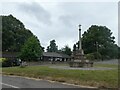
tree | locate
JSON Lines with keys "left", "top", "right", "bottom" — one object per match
{"left": 118, "top": 47, "right": 120, "bottom": 59}
{"left": 60, "top": 45, "right": 72, "bottom": 56}
{"left": 81, "top": 25, "right": 117, "bottom": 60}
{"left": 46, "top": 40, "right": 58, "bottom": 52}
{"left": 73, "top": 25, "right": 118, "bottom": 60}
{"left": 2, "top": 14, "right": 34, "bottom": 52}
{"left": 73, "top": 44, "right": 77, "bottom": 51}
{"left": 20, "top": 36, "right": 43, "bottom": 61}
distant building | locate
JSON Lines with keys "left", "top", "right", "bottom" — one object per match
{"left": 2, "top": 52, "right": 71, "bottom": 62}
{"left": 2, "top": 52, "right": 20, "bottom": 67}
{"left": 41, "top": 52, "right": 71, "bottom": 62}
{"left": 2, "top": 52, "right": 19, "bottom": 59}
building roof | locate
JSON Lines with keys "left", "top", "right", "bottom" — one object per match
{"left": 2, "top": 52, "right": 19, "bottom": 58}
{"left": 43, "top": 52, "right": 71, "bottom": 58}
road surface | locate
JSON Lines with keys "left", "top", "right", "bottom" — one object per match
{"left": 1, "top": 75, "right": 97, "bottom": 89}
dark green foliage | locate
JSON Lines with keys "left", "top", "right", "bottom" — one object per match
{"left": 82, "top": 25, "right": 119, "bottom": 59}
{"left": 73, "top": 44, "right": 77, "bottom": 51}
{"left": 85, "top": 52, "right": 102, "bottom": 60}
{"left": 2, "top": 59, "right": 13, "bottom": 67}
{"left": 1, "top": 58, "right": 20, "bottom": 67}
{"left": 73, "top": 42, "right": 79, "bottom": 51}
{"left": 117, "top": 47, "right": 120, "bottom": 59}
{"left": 60, "top": 45, "right": 72, "bottom": 56}
{"left": 85, "top": 53, "right": 95, "bottom": 60}
{"left": 74, "top": 25, "right": 119, "bottom": 60}
{"left": 2, "top": 14, "right": 34, "bottom": 52}
{"left": 46, "top": 40, "right": 58, "bottom": 52}
{"left": 19, "top": 36, "right": 43, "bottom": 61}
{"left": 41, "top": 46, "right": 45, "bottom": 52}
{"left": 1, "top": 14, "right": 44, "bottom": 61}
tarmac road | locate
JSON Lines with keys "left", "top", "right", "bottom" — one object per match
{"left": 1, "top": 75, "right": 78, "bottom": 88}
{"left": 1, "top": 75, "right": 98, "bottom": 90}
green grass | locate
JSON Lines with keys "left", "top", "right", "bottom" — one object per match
{"left": 2, "top": 65, "right": 118, "bottom": 88}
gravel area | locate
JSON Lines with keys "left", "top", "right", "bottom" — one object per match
{"left": 94, "top": 59, "right": 118, "bottom": 65}
{"left": 49, "top": 60, "right": 118, "bottom": 70}
{"left": 49, "top": 66, "right": 116, "bottom": 70}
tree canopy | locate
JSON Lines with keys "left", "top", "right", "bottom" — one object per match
{"left": 46, "top": 40, "right": 58, "bottom": 52}
{"left": 60, "top": 45, "right": 72, "bottom": 56}
{"left": 2, "top": 15, "right": 119, "bottom": 60}
{"left": 74, "top": 25, "right": 119, "bottom": 60}
{"left": 19, "top": 36, "right": 43, "bottom": 61}
{"left": 2, "top": 14, "right": 34, "bottom": 52}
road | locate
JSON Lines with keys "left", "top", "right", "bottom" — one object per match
{"left": 1, "top": 75, "right": 97, "bottom": 89}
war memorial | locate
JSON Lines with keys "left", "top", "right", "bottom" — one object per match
{"left": 69, "top": 25, "right": 93, "bottom": 67}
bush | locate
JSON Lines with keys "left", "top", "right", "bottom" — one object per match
{"left": 85, "top": 52, "right": 102, "bottom": 61}
{"left": 94, "top": 52, "right": 102, "bottom": 60}
{"left": 1, "top": 58, "right": 20, "bottom": 67}
{"left": 85, "top": 53, "right": 95, "bottom": 61}
{"left": 2, "top": 58, "right": 13, "bottom": 67}
{"left": 0, "top": 58, "right": 6, "bottom": 62}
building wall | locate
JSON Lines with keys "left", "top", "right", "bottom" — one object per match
{"left": 42, "top": 56, "right": 71, "bottom": 62}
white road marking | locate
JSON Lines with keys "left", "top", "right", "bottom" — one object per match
{"left": 2, "top": 75, "right": 97, "bottom": 88}
{"left": 61, "top": 83, "right": 97, "bottom": 88}
{"left": 1, "top": 82, "right": 19, "bottom": 88}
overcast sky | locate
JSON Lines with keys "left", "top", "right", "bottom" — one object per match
{"left": 0, "top": 0, "right": 119, "bottom": 50}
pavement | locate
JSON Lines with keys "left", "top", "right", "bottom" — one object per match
{"left": 1, "top": 75, "right": 97, "bottom": 89}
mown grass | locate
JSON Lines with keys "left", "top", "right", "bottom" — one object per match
{"left": 2, "top": 65, "right": 118, "bottom": 88}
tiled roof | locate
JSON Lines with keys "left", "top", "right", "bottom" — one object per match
{"left": 43, "top": 52, "right": 71, "bottom": 58}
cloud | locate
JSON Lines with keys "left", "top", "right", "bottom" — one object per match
{"left": 59, "top": 15, "right": 74, "bottom": 27}
{"left": 57, "top": 2, "right": 118, "bottom": 40}
{"left": 17, "top": 2, "right": 52, "bottom": 25}
{"left": 1, "top": 1, "right": 118, "bottom": 50}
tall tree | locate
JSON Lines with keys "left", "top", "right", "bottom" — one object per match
{"left": 81, "top": 25, "right": 117, "bottom": 59}
{"left": 60, "top": 45, "right": 72, "bottom": 56}
{"left": 20, "top": 36, "right": 43, "bottom": 61}
{"left": 46, "top": 40, "right": 58, "bottom": 52}
{"left": 2, "top": 14, "right": 34, "bottom": 52}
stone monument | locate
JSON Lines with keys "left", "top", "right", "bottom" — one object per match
{"left": 73, "top": 24, "right": 84, "bottom": 61}
{"left": 69, "top": 25, "right": 93, "bottom": 67}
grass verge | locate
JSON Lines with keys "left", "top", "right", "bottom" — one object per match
{"left": 2, "top": 65, "right": 118, "bottom": 88}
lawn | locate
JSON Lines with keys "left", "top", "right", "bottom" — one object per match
{"left": 2, "top": 65, "right": 118, "bottom": 88}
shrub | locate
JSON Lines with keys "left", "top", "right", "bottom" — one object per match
{"left": 85, "top": 53, "right": 95, "bottom": 61}
{"left": 2, "top": 58, "right": 13, "bottom": 67}
{"left": 85, "top": 52, "right": 102, "bottom": 61}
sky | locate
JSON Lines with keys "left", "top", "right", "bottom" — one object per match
{"left": 0, "top": 0, "right": 119, "bottom": 50}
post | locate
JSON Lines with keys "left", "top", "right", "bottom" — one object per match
{"left": 79, "top": 24, "right": 82, "bottom": 50}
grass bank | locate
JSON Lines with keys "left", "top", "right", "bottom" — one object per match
{"left": 2, "top": 65, "right": 118, "bottom": 88}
